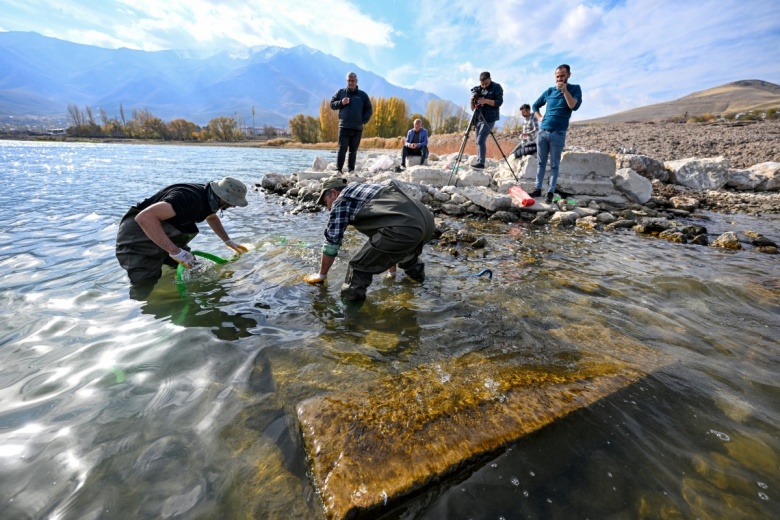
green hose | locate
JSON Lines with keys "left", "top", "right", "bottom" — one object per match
{"left": 175, "top": 250, "right": 229, "bottom": 283}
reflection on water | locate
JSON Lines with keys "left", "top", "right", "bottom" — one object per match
{"left": 0, "top": 141, "right": 778, "bottom": 519}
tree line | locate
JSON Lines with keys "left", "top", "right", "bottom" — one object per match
{"left": 289, "top": 98, "right": 482, "bottom": 144}
{"left": 65, "top": 103, "right": 283, "bottom": 142}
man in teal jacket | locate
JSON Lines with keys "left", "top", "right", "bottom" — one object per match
{"left": 531, "top": 64, "right": 582, "bottom": 203}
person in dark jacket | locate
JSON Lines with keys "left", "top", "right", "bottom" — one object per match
{"left": 469, "top": 71, "right": 503, "bottom": 169}
{"left": 116, "top": 177, "right": 248, "bottom": 295}
{"left": 305, "top": 177, "right": 435, "bottom": 302}
{"left": 330, "top": 72, "right": 373, "bottom": 173}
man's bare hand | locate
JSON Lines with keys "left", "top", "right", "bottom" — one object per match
{"left": 342, "top": 97, "right": 350, "bottom": 105}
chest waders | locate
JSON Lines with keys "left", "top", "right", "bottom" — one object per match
{"left": 341, "top": 181, "right": 435, "bottom": 301}
{"left": 115, "top": 207, "right": 198, "bottom": 287}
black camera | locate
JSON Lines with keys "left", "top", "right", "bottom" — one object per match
{"left": 471, "top": 85, "right": 484, "bottom": 97}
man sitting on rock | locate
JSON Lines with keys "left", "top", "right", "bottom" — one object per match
{"left": 401, "top": 118, "right": 429, "bottom": 168}
{"left": 305, "top": 177, "right": 435, "bottom": 301}
{"left": 511, "top": 103, "right": 539, "bottom": 158}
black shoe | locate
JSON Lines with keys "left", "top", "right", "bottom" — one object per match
{"left": 472, "top": 163, "right": 485, "bottom": 169}
{"left": 530, "top": 188, "right": 542, "bottom": 197}
{"left": 545, "top": 192, "right": 554, "bottom": 204}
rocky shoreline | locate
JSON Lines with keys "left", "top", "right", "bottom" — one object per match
{"left": 258, "top": 122, "right": 780, "bottom": 253}
{"left": 260, "top": 138, "right": 780, "bottom": 257}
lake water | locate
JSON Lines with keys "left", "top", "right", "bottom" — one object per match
{"left": 1, "top": 140, "right": 778, "bottom": 519}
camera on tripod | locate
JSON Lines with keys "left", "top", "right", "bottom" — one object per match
{"left": 471, "top": 85, "right": 485, "bottom": 98}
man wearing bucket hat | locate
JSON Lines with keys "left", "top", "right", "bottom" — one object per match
{"left": 116, "top": 176, "right": 249, "bottom": 292}
{"left": 305, "top": 177, "right": 436, "bottom": 301}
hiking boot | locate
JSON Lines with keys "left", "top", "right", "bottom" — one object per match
{"left": 472, "top": 162, "right": 485, "bottom": 169}
{"left": 530, "top": 188, "right": 542, "bottom": 197}
{"left": 545, "top": 192, "right": 554, "bottom": 204}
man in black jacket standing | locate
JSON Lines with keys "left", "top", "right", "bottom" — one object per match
{"left": 330, "top": 72, "right": 373, "bottom": 173}
{"left": 469, "top": 71, "right": 503, "bottom": 169}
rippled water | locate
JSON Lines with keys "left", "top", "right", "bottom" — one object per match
{"left": 1, "top": 140, "right": 778, "bottom": 519}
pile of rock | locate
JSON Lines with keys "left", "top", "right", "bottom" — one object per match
{"left": 259, "top": 148, "right": 779, "bottom": 255}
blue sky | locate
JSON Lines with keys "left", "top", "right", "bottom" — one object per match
{"left": 2, "top": 0, "right": 779, "bottom": 120}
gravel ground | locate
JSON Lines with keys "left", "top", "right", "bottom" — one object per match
{"left": 429, "top": 120, "right": 780, "bottom": 170}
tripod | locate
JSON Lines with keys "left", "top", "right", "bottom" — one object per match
{"left": 446, "top": 105, "right": 518, "bottom": 187}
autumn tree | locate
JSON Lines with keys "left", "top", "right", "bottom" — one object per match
{"left": 289, "top": 114, "right": 320, "bottom": 143}
{"left": 363, "top": 96, "right": 407, "bottom": 138}
{"left": 168, "top": 119, "right": 199, "bottom": 140}
{"left": 207, "top": 116, "right": 239, "bottom": 141}
{"left": 319, "top": 98, "right": 339, "bottom": 142}
{"left": 425, "top": 99, "right": 457, "bottom": 134}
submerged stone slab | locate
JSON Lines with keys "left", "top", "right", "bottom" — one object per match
{"left": 297, "top": 324, "right": 671, "bottom": 520}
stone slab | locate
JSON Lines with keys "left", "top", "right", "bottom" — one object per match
{"left": 296, "top": 323, "right": 672, "bottom": 520}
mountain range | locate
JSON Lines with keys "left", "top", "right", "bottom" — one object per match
{"left": 577, "top": 80, "right": 780, "bottom": 124}
{"left": 0, "top": 31, "right": 443, "bottom": 127}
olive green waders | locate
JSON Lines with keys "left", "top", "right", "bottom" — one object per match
{"left": 341, "top": 181, "right": 435, "bottom": 301}
{"left": 116, "top": 208, "right": 197, "bottom": 288}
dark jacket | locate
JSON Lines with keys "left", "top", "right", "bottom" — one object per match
{"left": 330, "top": 87, "right": 373, "bottom": 130}
{"left": 474, "top": 81, "right": 504, "bottom": 123}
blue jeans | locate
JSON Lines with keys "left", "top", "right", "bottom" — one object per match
{"left": 475, "top": 120, "right": 495, "bottom": 164}
{"left": 535, "top": 129, "right": 567, "bottom": 193}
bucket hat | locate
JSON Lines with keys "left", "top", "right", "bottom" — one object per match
{"left": 210, "top": 177, "right": 248, "bottom": 207}
{"left": 316, "top": 177, "right": 348, "bottom": 206}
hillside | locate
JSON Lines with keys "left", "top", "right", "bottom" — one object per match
{"left": 0, "top": 31, "right": 444, "bottom": 126}
{"left": 577, "top": 80, "right": 780, "bottom": 125}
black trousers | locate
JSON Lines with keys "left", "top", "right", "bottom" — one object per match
{"left": 401, "top": 145, "right": 429, "bottom": 166}
{"left": 337, "top": 128, "right": 362, "bottom": 172}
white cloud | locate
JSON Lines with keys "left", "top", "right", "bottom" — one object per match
{"left": 107, "top": 0, "right": 396, "bottom": 51}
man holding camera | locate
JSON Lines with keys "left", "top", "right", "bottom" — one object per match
{"left": 531, "top": 64, "right": 582, "bottom": 203}
{"left": 469, "top": 71, "right": 503, "bottom": 169}
{"left": 330, "top": 71, "right": 373, "bottom": 173}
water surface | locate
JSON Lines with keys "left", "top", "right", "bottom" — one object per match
{"left": 0, "top": 140, "right": 778, "bottom": 519}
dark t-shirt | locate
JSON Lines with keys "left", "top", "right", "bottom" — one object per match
{"left": 129, "top": 183, "right": 214, "bottom": 234}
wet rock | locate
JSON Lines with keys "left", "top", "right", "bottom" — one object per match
{"left": 659, "top": 229, "right": 687, "bottom": 243}
{"left": 470, "top": 237, "right": 488, "bottom": 249}
{"left": 597, "top": 212, "right": 617, "bottom": 224}
{"left": 633, "top": 217, "right": 672, "bottom": 234}
{"left": 690, "top": 234, "right": 709, "bottom": 246}
{"left": 576, "top": 216, "right": 600, "bottom": 229}
{"left": 711, "top": 231, "right": 743, "bottom": 250}
{"left": 670, "top": 196, "right": 700, "bottom": 212}
{"left": 456, "top": 231, "right": 478, "bottom": 244}
{"left": 606, "top": 219, "right": 637, "bottom": 230}
{"left": 441, "top": 203, "right": 466, "bottom": 216}
{"left": 550, "top": 211, "right": 578, "bottom": 227}
{"left": 743, "top": 231, "right": 777, "bottom": 247}
{"left": 755, "top": 246, "right": 778, "bottom": 254}
{"left": 261, "top": 173, "right": 291, "bottom": 192}
{"left": 489, "top": 211, "right": 518, "bottom": 223}
{"left": 296, "top": 323, "right": 672, "bottom": 520}
{"left": 681, "top": 225, "right": 707, "bottom": 238}
{"left": 439, "top": 230, "right": 458, "bottom": 244}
